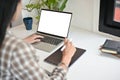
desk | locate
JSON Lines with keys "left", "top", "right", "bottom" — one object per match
{"left": 10, "top": 24, "right": 120, "bottom": 80}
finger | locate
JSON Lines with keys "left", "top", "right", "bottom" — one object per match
{"left": 33, "top": 35, "right": 44, "bottom": 39}
{"left": 67, "top": 41, "right": 72, "bottom": 47}
{"left": 68, "top": 41, "right": 74, "bottom": 48}
{"left": 64, "top": 40, "right": 70, "bottom": 48}
{"left": 34, "top": 39, "right": 41, "bottom": 43}
{"left": 36, "top": 35, "right": 44, "bottom": 38}
{"left": 64, "top": 38, "right": 68, "bottom": 44}
{"left": 34, "top": 34, "right": 44, "bottom": 37}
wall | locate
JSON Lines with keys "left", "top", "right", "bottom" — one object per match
{"left": 12, "top": 12, "right": 23, "bottom": 27}
{"left": 65, "top": 0, "right": 94, "bottom": 31}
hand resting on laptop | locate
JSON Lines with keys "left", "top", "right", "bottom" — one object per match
{"left": 23, "top": 34, "right": 44, "bottom": 44}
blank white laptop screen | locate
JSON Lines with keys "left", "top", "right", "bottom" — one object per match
{"left": 38, "top": 9, "right": 72, "bottom": 37}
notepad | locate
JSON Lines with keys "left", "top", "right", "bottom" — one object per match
{"left": 44, "top": 47, "right": 86, "bottom": 67}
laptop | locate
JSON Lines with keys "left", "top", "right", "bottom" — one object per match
{"left": 32, "top": 9, "right": 72, "bottom": 53}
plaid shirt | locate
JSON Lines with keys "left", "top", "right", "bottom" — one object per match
{"left": 0, "top": 32, "right": 67, "bottom": 80}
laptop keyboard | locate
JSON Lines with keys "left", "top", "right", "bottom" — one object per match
{"left": 41, "top": 35, "right": 63, "bottom": 45}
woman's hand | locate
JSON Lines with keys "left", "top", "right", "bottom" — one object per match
{"left": 61, "top": 39, "right": 76, "bottom": 68}
{"left": 62, "top": 39, "right": 76, "bottom": 58}
{"left": 23, "top": 34, "right": 44, "bottom": 44}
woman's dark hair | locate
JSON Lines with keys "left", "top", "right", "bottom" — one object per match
{"left": 0, "top": 0, "right": 20, "bottom": 46}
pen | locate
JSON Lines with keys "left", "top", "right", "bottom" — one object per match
{"left": 61, "top": 45, "right": 66, "bottom": 51}
{"left": 61, "top": 38, "right": 72, "bottom": 51}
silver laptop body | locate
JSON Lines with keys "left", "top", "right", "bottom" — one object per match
{"left": 32, "top": 9, "right": 72, "bottom": 53}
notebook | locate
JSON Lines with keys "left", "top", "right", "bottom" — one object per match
{"left": 100, "top": 39, "right": 120, "bottom": 54}
{"left": 32, "top": 9, "right": 72, "bottom": 53}
{"left": 44, "top": 47, "right": 86, "bottom": 67}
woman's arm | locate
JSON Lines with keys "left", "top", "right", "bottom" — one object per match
{"left": 11, "top": 39, "right": 76, "bottom": 80}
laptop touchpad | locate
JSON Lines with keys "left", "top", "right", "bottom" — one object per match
{"left": 32, "top": 42, "right": 56, "bottom": 52}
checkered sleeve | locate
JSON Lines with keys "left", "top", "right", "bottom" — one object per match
{"left": 11, "top": 41, "right": 67, "bottom": 80}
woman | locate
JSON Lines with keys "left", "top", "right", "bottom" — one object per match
{"left": 0, "top": 0, "right": 76, "bottom": 80}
